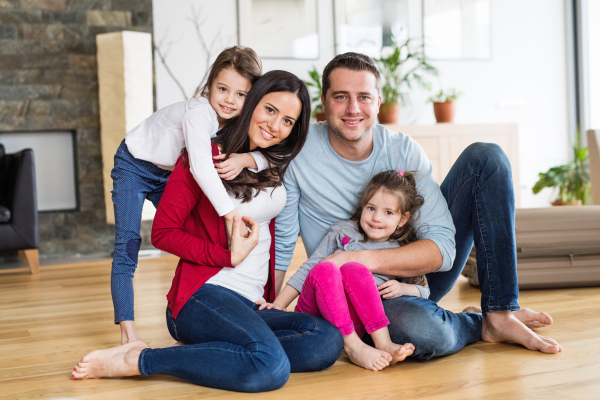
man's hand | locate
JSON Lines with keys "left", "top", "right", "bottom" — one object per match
{"left": 230, "top": 216, "right": 260, "bottom": 266}
{"left": 255, "top": 300, "right": 287, "bottom": 312}
{"left": 322, "top": 250, "right": 369, "bottom": 268}
{"left": 119, "top": 320, "right": 141, "bottom": 345}
{"left": 214, "top": 153, "right": 256, "bottom": 181}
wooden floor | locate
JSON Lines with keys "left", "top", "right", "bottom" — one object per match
{"left": 1, "top": 241, "right": 600, "bottom": 400}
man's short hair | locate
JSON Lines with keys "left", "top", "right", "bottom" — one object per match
{"left": 321, "top": 52, "right": 381, "bottom": 98}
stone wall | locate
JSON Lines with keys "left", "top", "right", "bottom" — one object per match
{"left": 0, "top": 0, "right": 154, "bottom": 262}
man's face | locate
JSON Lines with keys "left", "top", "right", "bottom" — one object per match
{"left": 322, "top": 68, "right": 381, "bottom": 143}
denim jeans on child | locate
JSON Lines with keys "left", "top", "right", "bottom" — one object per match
{"left": 110, "top": 140, "right": 171, "bottom": 323}
{"left": 138, "top": 284, "right": 343, "bottom": 392}
{"left": 364, "top": 143, "right": 520, "bottom": 359}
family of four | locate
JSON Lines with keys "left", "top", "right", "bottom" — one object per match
{"left": 71, "top": 46, "right": 561, "bottom": 392}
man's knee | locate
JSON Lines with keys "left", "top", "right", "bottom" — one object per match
{"left": 384, "top": 298, "right": 457, "bottom": 360}
{"left": 464, "top": 143, "right": 511, "bottom": 175}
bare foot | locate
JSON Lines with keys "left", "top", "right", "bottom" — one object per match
{"left": 462, "top": 306, "right": 553, "bottom": 330}
{"left": 513, "top": 308, "right": 553, "bottom": 329}
{"left": 376, "top": 342, "right": 415, "bottom": 364}
{"left": 344, "top": 333, "right": 392, "bottom": 371}
{"left": 72, "top": 341, "right": 149, "bottom": 380}
{"left": 482, "top": 311, "right": 562, "bottom": 354}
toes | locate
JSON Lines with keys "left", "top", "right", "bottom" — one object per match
{"left": 381, "top": 351, "right": 392, "bottom": 362}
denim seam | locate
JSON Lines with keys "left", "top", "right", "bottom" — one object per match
{"left": 448, "top": 175, "right": 478, "bottom": 209}
{"left": 191, "top": 296, "right": 261, "bottom": 353}
{"left": 475, "top": 180, "right": 495, "bottom": 311}
{"left": 169, "top": 313, "right": 180, "bottom": 342}
{"left": 482, "top": 304, "right": 520, "bottom": 315}
{"left": 138, "top": 348, "right": 149, "bottom": 376}
{"left": 276, "top": 316, "right": 321, "bottom": 341}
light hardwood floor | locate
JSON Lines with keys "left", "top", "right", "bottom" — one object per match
{"left": 1, "top": 241, "right": 599, "bottom": 400}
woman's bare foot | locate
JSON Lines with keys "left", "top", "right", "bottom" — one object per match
{"left": 462, "top": 305, "right": 482, "bottom": 313}
{"left": 344, "top": 333, "right": 392, "bottom": 371}
{"left": 482, "top": 311, "right": 562, "bottom": 354}
{"left": 513, "top": 308, "right": 553, "bottom": 329}
{"left": 375, "top": 342, "right": 415, "bottom": 364}
{"left": 72, "top": 341, "right": 149, "bottom": 380}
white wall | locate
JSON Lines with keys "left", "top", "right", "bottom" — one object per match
{"left": 153, "top": 0, "right": 571, "bottom": 208}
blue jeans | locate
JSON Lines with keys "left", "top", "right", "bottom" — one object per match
{"left": 110, "top": 140, "right": 171, "bottom": 323}
{"left": 373, "top": 143, "right": 519, "bottom": 359}
{"left": 138, "top": 284, "right": 343, "bottom": 392}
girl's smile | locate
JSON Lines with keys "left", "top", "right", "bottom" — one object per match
{"left": 360, "top": 189, "right": 409, "bottom": 243}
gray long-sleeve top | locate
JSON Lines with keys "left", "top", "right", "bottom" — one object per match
{"left": 286, "top": 220, "right": 430, "bottom": 299}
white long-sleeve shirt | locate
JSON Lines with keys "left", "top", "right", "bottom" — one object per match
{"left": 125, "top": 97, "right": 269, "bottom": 216}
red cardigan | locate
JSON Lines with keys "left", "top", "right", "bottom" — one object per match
{"left": 151, "top": 145, "right": 277, "bottom": 319}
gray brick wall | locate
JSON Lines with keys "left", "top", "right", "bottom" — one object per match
{"left": 0, "top": 0, "right": 154, "bottom": 263}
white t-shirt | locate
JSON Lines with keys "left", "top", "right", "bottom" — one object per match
{"left": 125, "top": 97, "right": 268, "bottom": 216}
{"left": 206, "top": 184, "right": 287, "bottom": 302}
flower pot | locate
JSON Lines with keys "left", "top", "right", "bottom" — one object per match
{"left": 315, "top": 111, "right": 326, "bottom": 122}
{"left": 433, "top": 101, "right": 455, "bottom": 123}
{"left": 551, "top": 200, "right": 583, "bottom": 206}
{"left": 377, "top": 103, "right": 401, "bottom": 124}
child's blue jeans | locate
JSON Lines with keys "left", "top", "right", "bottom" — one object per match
{"left": 110, "top": 140, "right": 171, "bottom": 323}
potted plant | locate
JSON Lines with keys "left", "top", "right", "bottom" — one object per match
{"left": 304, "top": 66, "right": 326, "bottom": 122}
{"left": 375, "top": 35, "right": 438, "bottom": 124}
{"left": 428, "top": 89, "right": 461, "bottom": 123}
{"left": 532, "top": 129, "right": 591, "bottom": 205}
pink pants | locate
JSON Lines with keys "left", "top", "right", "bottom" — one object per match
{"left": 295, "top": 261, "right": 390, "bottom": 337}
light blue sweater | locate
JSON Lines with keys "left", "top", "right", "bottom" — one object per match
{"left": 275, "top": 122, "right": 456, "bottom": 273}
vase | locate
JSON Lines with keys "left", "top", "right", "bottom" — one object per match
{"left": 377, "top": 103, "right": 401, "bottom": 124}
{"left": 551, "top": 200, "right": 583, "bottom": 206}
{"left": 433, "top": 101, "right": 455, "bottom": 123}
{"left": 315, "top": 111, "right": 326, "bottom": 122}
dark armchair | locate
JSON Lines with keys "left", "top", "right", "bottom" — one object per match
{"left": 0, "top": 144, "right": 39, "bottom": 274}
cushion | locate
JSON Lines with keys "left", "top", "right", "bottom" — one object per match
{"left": 0, "top": 205, "right": 10, "bottom": 223}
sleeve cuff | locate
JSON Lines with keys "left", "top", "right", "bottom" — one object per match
{"left": 249, "top": 151, "right": 269, "bottom": 172}
{"left": 415, "top": 285, "right": 430, "bottom": 299}
{"left": 212, "top": 244, "right": 233, "bottom": 268}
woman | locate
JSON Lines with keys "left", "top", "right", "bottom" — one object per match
{"left": 71, "top": 71, "right": 344, "bottom": 392}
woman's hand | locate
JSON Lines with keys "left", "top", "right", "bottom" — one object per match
{"left": 378, "top": 280, "right": 409, "bottom": 299}
{"left": 224, "top": 209, "right": 250, "bottom": 238}
{"left": 230, "top": 216, "right": 260, "bottom": 266}
{"left": 213, "top": 153, "right": 256, "bottom": 181}
{"left": 255, "top": 301, "right": 287, "bottom": 312}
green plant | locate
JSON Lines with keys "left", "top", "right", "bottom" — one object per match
{"left": 428, "top": 88, "right": 462, "bottom": 103}
{"left": 304, "top": 66, "right": 323, "bottom": 118}
{"left": 532, "top": 129, "right": 591, "bottom": 204}
{"left": 375, "top": 35, "right": 438, "bottom": 106}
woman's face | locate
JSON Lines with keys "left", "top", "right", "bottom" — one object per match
{"left": 247, "top": 91, "right": 302, "bottom": 151}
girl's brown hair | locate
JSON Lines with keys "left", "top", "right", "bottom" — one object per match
{"left": 349, "top": 170, "right": 428, "bottom": 286}
{"left": 193, "top": 46, "right": 262, "bottom": 99}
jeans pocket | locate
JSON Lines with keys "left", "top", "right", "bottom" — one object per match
{"left": 165, "top": 306, "right": 180, "bottom": 342}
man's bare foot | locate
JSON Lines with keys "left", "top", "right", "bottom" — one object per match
{"left": 375, "top": 342, "right": 415, "bottom": 364}
{"left": 482, "top": 311, "right": 562, "bottom": 354}
{"left": 513, "top": 308, "right": 553, "bottom": 329}
{"left": 72, "top": 341, "right": 149, "bottom": 380}
{"left": 344, "top": 333, "right": 392, "bottom": 371}
{"left": 462, "top": 306, "right": 552, "bottom": 330}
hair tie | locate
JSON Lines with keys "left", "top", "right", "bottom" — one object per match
{"left": 397, "top": 170, "right": 404, "bottom": 176}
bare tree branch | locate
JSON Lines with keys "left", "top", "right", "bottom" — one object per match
{"left": 153, "top": 40, "right": 189, "bottom": 100}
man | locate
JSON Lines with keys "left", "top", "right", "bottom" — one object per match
{"left": 274, "top": 53, "right": 561, "bottom": 358}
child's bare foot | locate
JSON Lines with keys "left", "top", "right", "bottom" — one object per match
{"left": 344, "top": 333, "right": 392, "bottom": 371}
{"left": 376, "top": 342, "right": 415, "bottom": 364}
{"left": 482, "top": 311, "right": 561, "bottom": 354}
{"left": 72, "top": 341, "right": 149, "bottom": 380}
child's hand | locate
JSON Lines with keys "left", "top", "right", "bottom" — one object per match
{"left": 213, "top": 153, "right": 255, "bottom": 181}
{"left": 255, "top": 301, "right": 287, "bottom": 312}
{"left": 378, "top": 280, "right": 407, "bottom": 299}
